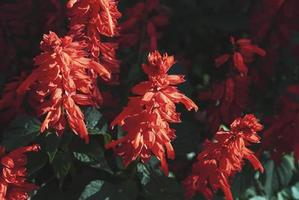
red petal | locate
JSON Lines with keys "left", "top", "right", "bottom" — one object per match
{"left": 214, "top": 54, "right": 230, "bottom": 67}
{"left": 233, "top": 52, "right": 248, "bottom": 75}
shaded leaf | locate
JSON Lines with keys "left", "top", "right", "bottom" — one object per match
{"left": 79, "top": 180, "right": 104, "bottom": 200}
{"left": 1, "top": 115, "right": 40, "bottom": 151}
{"left": 45, "top": 132, "right": 61, "bottom": 162}
{"left": 52, "top": 150, "right": 72, "bottom": 180}
{"left": 79, "top": 180, "right": 131, "bottom": 200}
{"left": 72, "top": 140, "right": 112, "bottom": 173}
{"left": 291, "top": 183, "right": 299, "bottom": 199}
{"left": 85, "top": 107, "right": 102, "bottom": 129}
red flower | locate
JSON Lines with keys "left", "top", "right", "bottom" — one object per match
{"left": 67, "top": 0, "right": 121, "bottom": 84}
{"left": 251, "top": 0, "right": 299, "bottom": 43}
{"left": 68, "top": 0, "right": 120, "bottom": 37}
{"left": 106, "top": 51, "right": 198, "bottom": 175}
{"left": 263, "top": 85, "right": 299, "bottom": 161}
{"left": 118, "top": 0, "right": 169, "bottom": 51}
{"left": 250, "top": 0, "right": 299, "bottom": 89}
{"left": 0, "top": 144, "right": 40, "bottom": 200}
{"left": 199, "top": 76, "right": 249, "bottom": 134}
{"left": 17, "top": 32, "right": 111, "bottom": 143}
{"left": 183, "top": 114, "right": 263, "bottom": 200}
{"left": 215, "top": 37, "right": 266, "bottom": 76}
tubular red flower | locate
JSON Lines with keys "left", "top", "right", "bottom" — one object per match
{"left": 17, "top": 32, "right": 111, "bottom": 143}
{"left": 67, "top": 0, "right": 121, "bottom": 84}
{"left": 106, "top": 51, "right": 198, "bottom": 175}
{"left": 263, "top": 85, "right": 299, "bottom": 161}
{"left": 199, "top": 76, "right": 249, "bottom": 134}
{"left": 183, "top": 114, "right": 263, "bottom": 200}
{"left": 215, "top": 37, "right": 266, "bottom": 76}
{"left": 118, "top": 0, "right": 169, "bottom": 51}
{"left": 0, "top": 144, "right": 39, "bottom": 200}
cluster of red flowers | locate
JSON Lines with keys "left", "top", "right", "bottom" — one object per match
{"left": 249, "top": 0, "right": 299, "bottom": 162}
{"left": 0, "top": 0, "right": 66, "bottom": 123}
{"left": 200, "top": 37, "right": 265, "bottom": 133}
{"left": 106, "top": 51, "right": 198, "bottom": 174}
{"left": 119, "top": 0, "right": 169, "bottom": 51}
{"left": 250, "top": 0, "right": 299, "bottom": 88}
{"left": 183, "top": 114, "right": 264, "bottom": 200}
{"left": 263, "top": 85, "right": 299, "bottom": 161}
{"left": 17, "top": 32, "right": 111, "bottom": 143}
{"left": 0, "top": 144, "right": 39, "bottom": 200}
{"left": 1, "top": 0, "right": 299, "bottom": 199}
{"left": 215, "top": 37, "right": 266, "bottom": 76}
{"left": 3, "top": 0, "right": 121, "bottom": 143}
{"left": 68, "top": 0, "right": 121, "bottom": 84}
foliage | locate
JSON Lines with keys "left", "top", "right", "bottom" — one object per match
{"left": 0, "top": 0, "right": 299, "bottom": 200}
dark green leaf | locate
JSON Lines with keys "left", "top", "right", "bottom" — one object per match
{"left": 79, "top": 180, "right": 104, "bottom": 200}
{"left": 84, "top": 107, "right": 109, "bottom": 136}
{"left": 291, "top": 183, "right": 299, "bottom": 199}
{"left": 52, "top": 151, "right": 72, "bottom": 180}
{"left": 45, "top": 132, "right": 61, "bottom": 162}
{"left": 137, "top": 163, "right": 151, "bottom": 186}
{"left": 1, "top": 115, "right": 40, "bottom": 151}
{"left": 72, "top": 141, "right": 112, "bottom": 173}
{"left": 79, "top": 180, "right": 131, "bottom": 200}
{"left": 85, "top": 107, "right": 102, "bottom": 129}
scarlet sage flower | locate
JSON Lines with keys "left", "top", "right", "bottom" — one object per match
{"left": 106, "top": 51, "right": 198, "bottom": 175}
{"left": 199, "top": 76, "right": 249, "bottom": 134}
{"left": 183, "top": 114, "right": 263, "bottom": 200}
{"left": 0, "top": 144, "right": 39, "bottom": 200}
{"left": 215, "top": 37, "right": 266, "bottom": 76}
{"left": 250, "top": 0, "right": 299, "bottom": 89}
{"left": 67, "top": 0, "right": 121, "bottom": 83}
{"left": 17, "top": 32, "right": 111, "bottom": 143}
{"left": 263, "top": 85, "right": 299, "bottom": 161}
{"left": 251, "top": 0, "right": 299, "bottom": 44}
{"left": 119, "top": 0, "right": 169, "bottom": 51}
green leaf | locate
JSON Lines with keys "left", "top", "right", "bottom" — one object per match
{"left": 79, "top": 180, "right": 104, "bottom": 200}
{"left": 72, "top": 141, "right": 112, "bottom": 173}
{"left": 139, "top": 160, "right": 184, "bottom": 200}
{"left": 291, "top": 183, "right": 299, "bottom": 199}
{"left": 52, "top": 150, "right": 72, "bottom": 180}
{"left": 45, "top": 132, "right": 61, "bottom": 162}
{"left": 73, "top": 152, "right": 95, "bottom": 163}
{"left": 264, "top": 160, "right": 276, "bottom": 198}
{"left": 1, "top": 115, "right": 40, "bottom": 151}
{"left": 277, "top": 155, "right": 295, "bottom": 187}
{"left": 85, "top": 107, "right": 102, "bottom": 129}
{"left": 249, "top": 196, "right": 267, "bottom": 200}
{"left": 262, "top": 155, "right": 295, "bottom": 198}
{"left": 232, "top": 153, "right": 298, "bottom": 200}
{"left": 79, "top": 180, "right": 131, "bottom": 200}
{"left": 84, "top": 107, "right": 109, "bottom": 136}
{"left": 277, "top": 188, "right": 292, "bottom": 200}
{"left": 231, "top": 166, "right": 255, "bottom": 199}
{"left": 137, "top": 163, "right": 151, "bottom": 186}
